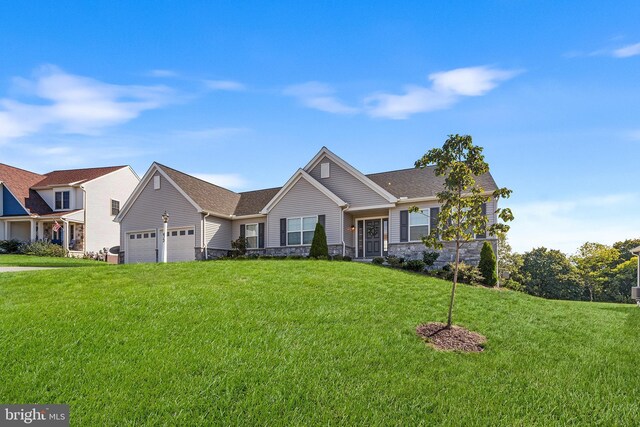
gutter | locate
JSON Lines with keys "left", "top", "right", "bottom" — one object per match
{"left": 340, "top": 206, "right": 346, "bottom": 257}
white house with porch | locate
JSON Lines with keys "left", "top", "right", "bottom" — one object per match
{"left": 0, "top": 163, "right": 139, "bottom": 255}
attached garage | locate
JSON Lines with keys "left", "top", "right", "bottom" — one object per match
{"left": 125, "top": 231, "right": 157, "bottom": 264}
{"left": 166, "top": 227, "right": 196, "bottom": 262}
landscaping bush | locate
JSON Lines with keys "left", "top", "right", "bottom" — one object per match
{"left": 331, "top": 254, "right": 343, "bottom": 261}
{"left": 478, "top": 241, "right": 498, "bottom": 286}
{"left": 422, "top": 250, "right": 440, "bottom": 267}
{"left": 315, "top": 255, "right": 329, "bottom": 261}
{"left": 404, "top": 259, "right": 426, "bottom": 272}
{"left": 230, "top": 237, "right": 247, "bottom": 257}
{"left": 385, "top": 255, "right": 405, "bottom": 269}
{"left": 0, "top": 239, "right": 23, "bottom": 254}
{"left": 309, "top": 223, "right": 329, "bottom": 258}
{"left": 443, "top": 262, "right": 484, "bottom": 285}
{"left": 246, "top": 252, "right": 260, "bottom": 259}
{"left": 503, "top": 279, "right": 524, "bottom": 292}
{"left": 372, "top": 256, "right": 384, "bottom": 265}
{"left": 20, "top": 241, "right": 67, "bottom": 257}
{"left": 258, "top": 255, "right": 273, "bottom": 260}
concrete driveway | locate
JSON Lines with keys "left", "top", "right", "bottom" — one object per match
{"left": 0, "top": 266, "right": 59, "bottom": 273}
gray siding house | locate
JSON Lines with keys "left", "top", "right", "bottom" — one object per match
{"left": 115, "top": 147, "right": 499, "bottom": 265}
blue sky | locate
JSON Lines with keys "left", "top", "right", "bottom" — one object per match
{"left": 1, "top": 1, "right": 639, "bottom": 253}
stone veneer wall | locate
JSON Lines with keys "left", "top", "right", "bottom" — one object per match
{"left": 244, "top": 244, "right": 353, "bottom": 257}
{"left": 388, "top": 239, "right": 497, "bottom": 269}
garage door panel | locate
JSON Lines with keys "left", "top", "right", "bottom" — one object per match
{"left": 126, "top": 231, "right": 157, "bottom": 263}
{"left": 167, "top": 227, "right": 195, "bottom": 262}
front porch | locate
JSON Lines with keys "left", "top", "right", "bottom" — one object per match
{"left": 347, "top": 206, "right": 390, "bottom": 260}
{"left": 2, "top": 214, "right": 85, "bottom": 253}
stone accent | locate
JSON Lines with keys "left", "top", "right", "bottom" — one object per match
{"left": 195, "top": 248, "right": 230, "bottom": 260}
{"left": 388, "top": 239, "right": 497, "bottom": 269}
{"left": 196, "top": 245, "right": 355, "bottom": 259}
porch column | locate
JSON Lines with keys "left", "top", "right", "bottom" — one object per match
{"left": 63, "top": 221, "right": 70, "bottom": 253}
{"left": 30, "top": 219, "right": 36, "bottom": 242}
{"left": 4, "top": 221, "right": 9, "bottom": 240}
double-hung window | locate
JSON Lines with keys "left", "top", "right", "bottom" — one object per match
{"left": 111, "top": 199, "right": 120, "bottom": 216}
{"left": 55, "top": 191, "right": 70, "bottom": 210}
{"left": 245, "top": 224, "right": 258, "bottom": 249}
{"left": 287, "top": 216, "right": 317, "bottom": 245}
{"left": 409, "top": 210, "right": 429, "bottom": 241}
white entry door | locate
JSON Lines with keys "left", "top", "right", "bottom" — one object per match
{"left": 166, "top": 227, "right": 196, "bottom": 262}
{"left": 126, "top": 231, "right": 157, "bottom": 263}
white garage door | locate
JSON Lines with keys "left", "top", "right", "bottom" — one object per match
{"left": 167, "top": 227, "right": 196, "bottom": 262}
{"left": 126, "top": 231, "right": 157, "bottom": 263}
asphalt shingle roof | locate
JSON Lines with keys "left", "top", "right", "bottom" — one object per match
{"left": 235, "top": 187, "right": 281, "bottom": 216}
{"left": 0, "top": 163, "right": 51, "bottom": 215}
{"left": 33, "top": 166, "right": 127, "bottom": 187}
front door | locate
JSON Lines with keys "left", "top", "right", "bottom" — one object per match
{"left": 365, "top": 219, "right": 381, "bottom": 258}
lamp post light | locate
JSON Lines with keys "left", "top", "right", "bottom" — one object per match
{"left": 161, "top": 211, "right": 169, "bottom": 263}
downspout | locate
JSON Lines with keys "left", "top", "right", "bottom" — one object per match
{"left": 202, "top": 212, "right": 210, "bottom": 260}
{"left": 80, "top": 185, "right": 87, "bottom": 253}
{"left": 341, "top": 206, "right": 346, "bottom": 257}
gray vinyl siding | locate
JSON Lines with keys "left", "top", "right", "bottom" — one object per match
{"left": 389, "top": 198, "right": 498, "bottom": 244}
{"left": 267, "top": 178, "right": 342, "bottom": 247}
{"left": 204, "top": 216, "right": 232, "bottom": 249}
{"left": 231, "top": 217, "right": 267, "bottom": 242}
{"left": 120, "top": 173, "right": 202, "bottom": 248}
{"left": 343, "top": 212, "right": 354, "bottom": 247}
{"left": 308, "top": 156, "right": 388, "bottom": 208}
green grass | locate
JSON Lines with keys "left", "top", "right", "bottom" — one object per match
{"left": 1, "top": 260, "right": 638, "bottom": 426}
{"left": 0, "top": 254, "right": 109, "bottom": 268}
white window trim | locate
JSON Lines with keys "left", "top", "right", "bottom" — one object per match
{"left": 408, "top": 209, "right": 430, "bottom": 242}
{"left": 286, "top": 215, "right": 318, "bottom": 246}
{"left": 110, "top": 199, "right": 120, "bottom": 216}
{"left": 54, "top": 190, "right": 71, "bottom": 211}
{"left": 245, "top": 223, "right": 259, "bottom": 249}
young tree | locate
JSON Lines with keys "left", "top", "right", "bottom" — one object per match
{"left": 572, "top": 242, "right": 620, "bottom": 302}
{"left": 412, "top": 134, "right": 513, "bottom": 327}
{"left": 309, "top": 222, "right": 329, "bottom": 258}
{"left": 478, "top": 241, "right": 498, "bottom": 286}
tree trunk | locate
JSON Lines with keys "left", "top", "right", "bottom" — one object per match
{"left": 447, "top": 240, "right": 460, "bottom": 328}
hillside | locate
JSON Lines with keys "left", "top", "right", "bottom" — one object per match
{"left": 0, "top": 259, "right": 638, "bottom": 425}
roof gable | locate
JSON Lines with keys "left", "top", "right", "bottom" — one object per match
{"left": 0, "top": 163, "right": 51, "bottom": 215}
{"left": 32, "top": 166, "right": 128, "bottom": 188}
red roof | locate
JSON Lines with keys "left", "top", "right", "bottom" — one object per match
{"left": 33, "top": 166, "right": 127, "bottom": 187}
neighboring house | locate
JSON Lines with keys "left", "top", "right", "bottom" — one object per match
{"left": 115, "top": 147, "right": 499, "bottom": 265}
{"left": 0, "top": 164, "right": 139, "bottom": 254}
{"left": 631, "top": 246, "right": 640, "bottom": 305}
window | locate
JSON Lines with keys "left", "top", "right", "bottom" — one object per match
{"left": 153, "top": 175, "right": 161, "bottom": 190}
{"left": 143, "top": 233, "right": 149, "bottom": 238}
{"left": 111, "top": 199, "right": 120, "bottom": 216}
{"left": 320, "top": 162, "right": 330, "bottom": 178}
{"left": 179, "top": 230, "right": 185, "bottom": 236}
{"left": 130, "top": 234, "right": 135, "bottom": 239}
{"left": 187, "top": 230, "right": 194, "bottom": 235}
{"left": 150, "top": 232, "right": 156, "bottom": 238}
{"left": 54, "top": 191, "right": 70, "bottom": 210}
{"left": 287, "top": 216, "right": 317, "bottom": 245}
{"left": 137, "top": 234, "right": 142, "bottom": 239}
{"left": 245, "top": 223, "right": 258, "bottom": 248}
{"left": 171, "top": 231, "right": 177, "bottom": 236}
{"left": 409, "top": 210, "right": 429, "bottom": 241}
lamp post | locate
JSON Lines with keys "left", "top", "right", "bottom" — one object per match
{"left": 161, "top": 211, "right": 169, "bottom": 263}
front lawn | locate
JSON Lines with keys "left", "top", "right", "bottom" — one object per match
{"left": 0, "top": 254, "right": 109, "bottom": 268}
{"left": 1, "top": 260, "right": 638, "bottom": 425}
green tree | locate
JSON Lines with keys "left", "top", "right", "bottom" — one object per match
{"left": 478, "top": 241, "right": 498, "bottom": 286}
{"left": 309, "top": 222, "right": 329, "bottom": 258}
{"left": 606, "top": 258, "right": 638, "bottom": 303}
{"left": 572, "top": 242, "right": 620, "bottom": 302}
{"left": 412, "top": 134, "right": 513, "bottom": 327}
{"left": 521, "top": 247, "right": 583, "bottom": 300}
{"left": 497, "top": 234, "right": 523, "bottom": 285}
{"left": 612, "top": 238, "right": 640, "bottom": 263}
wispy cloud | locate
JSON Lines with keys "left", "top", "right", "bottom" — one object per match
{"left": 205, "top": 80, "right": 246, "bottom": 91}
{"left": 612, "top": 42, "right": 640, "bottom": 58}
{"left": 191, "top": 173, "right": 249, "bottom": 191}
{"left": 508, "top": 193, "right": 640, "bottom": 254}
{"left": 283, "top": 82, "right": 359, "bottom": 115}
{"left": 365, "top": 66, "right": 520, "bottom": 119}
{"left": 0, "top": 65, "right": 174, "bottom": 142}
{"left": 148, "top": 69, "right": 179, "bottom": 78}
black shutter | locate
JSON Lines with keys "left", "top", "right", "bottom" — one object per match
{"left": 318, "top": 215, "right": 325, "bottom": 228}
{"left": 280, "top": 218, "right": 286, "bottom": 246}
{"left": 477, "top": 203, "right": 487, "bottom": 239}
{"left": 400, "top": 210, "right": 408, "bottom": 242}
{"left": 258, "top": 223, "right": 265, "bottom": 248}
{"left": 430, "top": 207, "right": 439, "bottom": 239}
{"left": 240, "top": 224, "right": 246, "bottom": 239}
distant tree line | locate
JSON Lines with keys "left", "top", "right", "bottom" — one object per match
{"left": 498, "top": 237, "right": 639, "bottom": 303}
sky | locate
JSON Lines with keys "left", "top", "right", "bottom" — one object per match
{"left": 0, "top": 1, "right": 639, "bottom": 254}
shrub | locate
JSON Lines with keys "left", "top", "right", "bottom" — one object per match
{"left": 0, "top": 239, "right": 23, "bottom": 254}
{"left": 246, "top": 252, "right": 260, "bottom": 259}
{"left": 478, "top": 241, "right": 498, "bottom": 286}
{"left": 422, "top": 250, "right": 440, "bottom": 267}
{"left": 331, "top": 254, "right": 343, "bottom": 261}
{"left": 443, "top": 262, "right": 484, "bottom": 285}
{"left": 503, "top": 279, "right": 524, "bottom": 292}
{"left": 404, "top": 259, "right": 426, "bottom": 272}
{"left": 372, "top": 257, "right": 384, "bottom": 265}
{"left": 20, "top": 241, "right": 66, "bottom": 257}
{"left": 309, "top": 223, "right": 329, "bottom": 258}
{"left": 385, "top": 255, "right": 405, "bottom": 269}
{"left": 230, "top": 237, "right": 247, "bottom": 257}
{"left": 342, "top": 256, "right": 352, "bottom": 262}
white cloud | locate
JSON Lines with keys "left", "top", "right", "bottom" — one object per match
{"left": 148, "top": 69, "right": 179, "bottom": 77}
{"left": 283, "top": 82, "right": 359, "bottom": 115}
{"left": 191, "top": 173, "right": 249, "bottom": 191}
{"left": 0, "top": 65, "right": 173, "bottom": 142}
{"left": 365, "top": 66, "right": 520, "bottom": 119}
{"left": 205, "top": 80, "right": 246, "bottom": 91}
{"left": 612, "top": 42, "right": 640, "bottom": 58}
{"left": 507, "top": 193, "right": 640, "bottom": 254}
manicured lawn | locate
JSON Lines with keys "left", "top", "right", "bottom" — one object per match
{"left": 0, "top": 254, "right": 109, "bottom": 268}
{"left": 1, "top": 260, "right": 638, "bottom": 425}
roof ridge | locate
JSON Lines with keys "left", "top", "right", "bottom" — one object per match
{"left": 366, "top": 165, "right": 435, "bottom": 176}
{"left": 43, "top": 165, "right": 127, "bottom": 175}
{"left": 238, "top": 186, "right": 281, "bottom": 195}
{"left": 0, "top": 163, "right": 45, "bottom": 177}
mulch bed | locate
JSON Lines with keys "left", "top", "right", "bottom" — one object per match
{"left": 416, "top": 322, "right": 487, "bottom": 352}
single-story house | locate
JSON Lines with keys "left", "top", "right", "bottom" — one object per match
{"left": 0, "top": 163, "right": 139, "bottom": 254}
{"left": 115, "top": 147, "right": 499, "bottom": 264}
